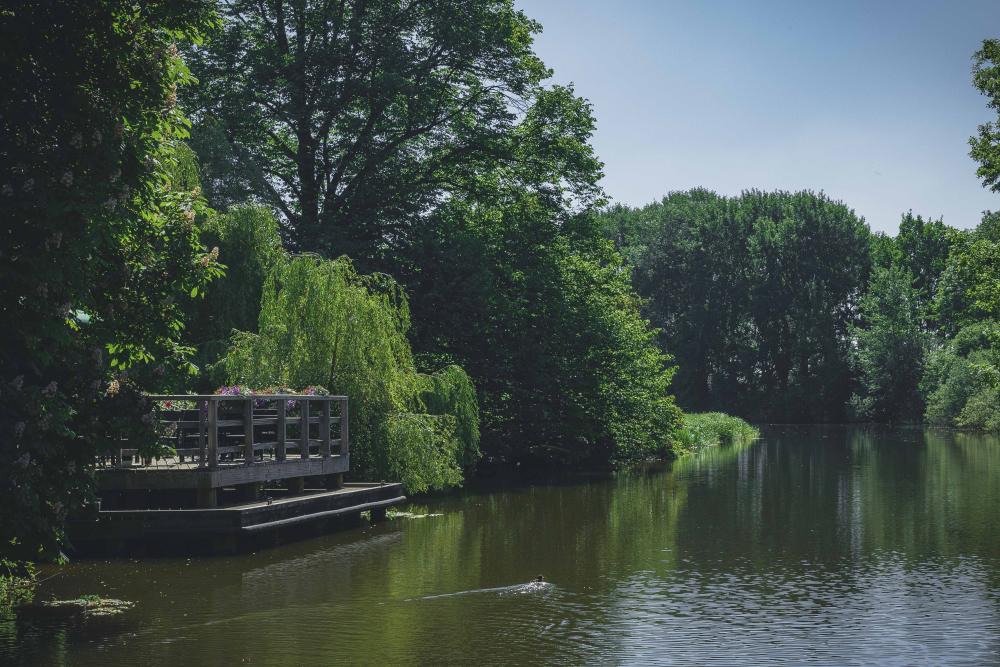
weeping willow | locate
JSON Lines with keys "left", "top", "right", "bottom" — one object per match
{"left": 225, "top": 255, "right": 479, "bottom": 492}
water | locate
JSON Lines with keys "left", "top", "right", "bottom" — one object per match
{"left": 5, "top": 425, "right": 1000, "bottom": 665}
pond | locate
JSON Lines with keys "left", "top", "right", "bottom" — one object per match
{"left": 4, "top": 425, "right": 1000, "bottom": 665}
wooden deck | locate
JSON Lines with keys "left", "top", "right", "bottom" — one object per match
{"left": 96, "top": 394, "right": 351, "bottom": 507}
{"left": 70, "top": 483, "right": 406, "bottom": 556}
{"left": 80, "top": 393, "right": 407, "bottom": 553}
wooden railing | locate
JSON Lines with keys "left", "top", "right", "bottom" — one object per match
{"left": 106, "top": 394, "right": 349, "bottom": 469}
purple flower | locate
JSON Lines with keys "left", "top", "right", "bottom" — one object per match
{"left": 42, "top": 381, "right": 58, "bottom": 397}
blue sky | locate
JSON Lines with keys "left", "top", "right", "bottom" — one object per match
{"left": 518, "top": 0, "right": 1000, "bottom": 233}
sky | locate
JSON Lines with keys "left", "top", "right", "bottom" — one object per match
{"left": 517, "top": 0, "right": 1000, "bottom": 233}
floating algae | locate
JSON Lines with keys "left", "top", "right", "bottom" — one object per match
{"left": 17, "top": 596, "right": 134, "bottom": 622}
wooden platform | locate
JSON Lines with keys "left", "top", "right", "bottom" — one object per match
{"left": 97, "top": 453, "right": 349, "bottom": 491}
{"left": 69, "top": 483, "right": 406, "bottom": 556}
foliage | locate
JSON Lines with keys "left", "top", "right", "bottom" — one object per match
{"left": 0, "top": 559, "right": 36, "bottom": 614}
{"left": 970, "top": 38, "right": 1000, "bottom": 192}
{"left": 848, "top": 267, "right": 928, "bottom": 423}
{"left": 185, "top": 205, "right": 285, "bottom": 387}
{"left": 187, "top": 0, "right": 676, "bottom": 469}
{"left": 225, "top": 256, "right": 478, "bottom": 492}
{"left": 602, "top": 189, "right": 872, "bottom": 423}
{"left": 182, "top": 0, "right": 603, "bottom": 258}
{"left": 922, "top": 322, "right": 1000, "bottom": 430}
{"left": 419, "top": 366, "right": 481, "bottom": 469}
{"left": 402, "top": 193, "right": 682, "bottom": 467}
{"left": 0, "top": 0, "right": 220, "bottom": 564}
{"left": 673, "top": 413, "right": 759, "bottom": 457}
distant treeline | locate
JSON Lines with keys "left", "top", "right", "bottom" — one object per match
{"left": 601, "top": 191, "right": 1000, "bottom": 428}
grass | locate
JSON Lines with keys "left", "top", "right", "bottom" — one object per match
{"left": 1, "top": 560, "right": 36, "bottom": 615}
{"left": 674, "top": 412, "right": 759, "bottom": 457}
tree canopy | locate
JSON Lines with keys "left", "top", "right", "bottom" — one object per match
{"left": 183, "top": 0, "right": 600, "bottom": 259}
{"left": 602, "top": 189, "right": 871, "bottom": 422}
{"left": 0, "top": 0, "right": 221, "bottom": 562}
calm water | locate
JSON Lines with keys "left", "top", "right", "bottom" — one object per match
{"left": 5, "top": 425, "right": 1000, "bottom": 666}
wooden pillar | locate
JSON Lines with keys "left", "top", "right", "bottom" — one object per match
{"left": 237, "top": 483, "right": 259, "bottom": 503}
{"left": 196, "top": 485, "right": 217, "bottom": 508}
{"left": 321, "top": 399, "right": 332, "bottom": 458}
{"left": 243, "top": 398, "right": 254, "bottom": 465}
{"left": 300, "top": 399, "right": 310, "bottom": 459}
{"left": 339, "top": 398, "right": 349, "bottom": 456}
{"left": 325, "top": 473, "right": 344, "bottom": 489}
{"left": 198, "top": 399, "right": 208, "bottom": 467}
{"left": 287, "top": 477, "right": 305, "bottom": 495}
{"left": 276, "top": 399, "right": 287, "bottom": 461}
{"left": 207, "top": 399, "right": 219, "bottom": 470}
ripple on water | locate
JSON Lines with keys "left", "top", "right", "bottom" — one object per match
{"left": 600, "top": 552, "right": 1000, "bottom": 666}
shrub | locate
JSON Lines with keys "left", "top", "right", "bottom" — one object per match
{"left": 674, "top": 412, "right": 759, "bottom": 456}
{"left": 225, "top": 255, "right": 479, "bottom": 492}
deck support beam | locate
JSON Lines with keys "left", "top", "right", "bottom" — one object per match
{"left": 196, "top": 486, "right": 217, "bottom": 508}
{"left": 287, "top": 476, "right": 305, "bottom": 495}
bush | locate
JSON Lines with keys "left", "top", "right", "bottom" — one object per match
{"left": 674, "top": 412, "right": 759, "bottom": 456}
{"left": 921, "top": 321, "right": 1000, "bottom": 430}
{"left": 225, "top": 255, "right": 479, "bottom": 492}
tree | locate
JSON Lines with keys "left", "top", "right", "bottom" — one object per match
{"left": 0, "top": 0, "right": 220, "bottom": 563}
{"left": 894, "top": 212, "right": 954, "bottom": 313}
{"left": 184, "top": 1, "right": 678, "bottom": 466}
{"left": 224, "top": 255, "right": 479, "bottom": 491}
{"left": 849, "top": 267, "right": 928, "bottom": 422}
{"left": 403, "top": 194, "right": 681, "bottom": 466}
{"left": 183, "top": 0, "right": 603, "bottom": 260}
{"left": 922, "top": 322, "right": 1000, "bottom": 430}
{"left": 970, "top": 38, "right": 1000, "bottom": 191}
{"left": 602, "top": 190, "right": 871, "bottom": 422}
{"left": 185, "top": 204, "right": 285, "bottom": 387}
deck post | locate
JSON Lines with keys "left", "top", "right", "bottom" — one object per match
{"left": 300, "top": 399, "right": 310, "bottom": 459}
{"left": 207, "top": 398, "right": 219, "bottom": 470}
{"left": 243, "top": 397, "right": 254, "bottom": 465}
{"left": 339, "top": 397, "right": 349, "bottom": 456}
{"left": 321, "top": 399, "right": 332, "bottom": 458}
{"left": 198, "top": 399, "right": 208, "bottom": 468}
{"left": 196, "top": 484, "right": 217, "bottom": 508}
{"left": 276, "top": 398, "right": 287, "bottom": 461}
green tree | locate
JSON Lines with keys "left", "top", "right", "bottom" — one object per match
{"left": 185, "top": 204, "right": 285, "bottom": 387}
{"left": 183, "top": 0, "right": 603, "bottom": 258}
{"left": 0, "top": 0, "right": 220, "bottom": 563}
{"left": 186, "top": 1, "right": 676, "bottom": 467}
{"left": 894, "top": 212, "right": 954, "bottom": 312}
{"left": 922, "top": 322, "right": 1000, "bottom": 430}
{"left": 403, "top": 195, "right": 681, "bottom": 466}
{"left": 225, "top": 255, "right": 479, "bottom": 491}
{"left": 970, "top": 38, "right": 1000, "bottom": 191}
{"left": 602, "top": 189, "right": 871, "bottom": 422}
{"left": 849, "top": 267, "right": 928, "bottom": 422}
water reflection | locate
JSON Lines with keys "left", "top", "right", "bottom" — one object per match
{"left": 4, "top": 426, "right": 1000, "bottom": 665}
